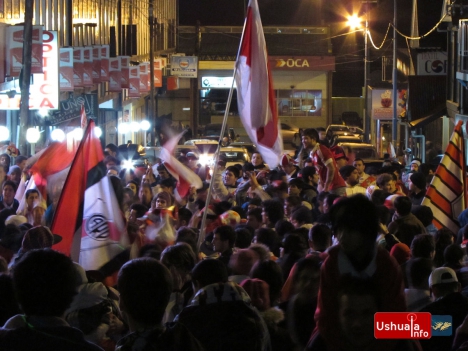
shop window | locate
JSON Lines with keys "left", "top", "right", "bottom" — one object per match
{"left": 276, "top": 89, "right": 322, "bottom": 117}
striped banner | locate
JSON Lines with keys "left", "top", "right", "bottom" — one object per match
{"left": 422, "top": 120, "right": 467, "bottom": 233}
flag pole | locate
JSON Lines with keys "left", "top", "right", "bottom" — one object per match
{"left": 197, "top": 8, "right": 251, "bottom": 250}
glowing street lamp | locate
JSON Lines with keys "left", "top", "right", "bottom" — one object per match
{"left": 51, "top": 128, "right": 65, "bottom": 142}
{"left": 346, "top": 14, "right": 362, "bottom": 31}
{"left": 0, "top": 126, "right": 10, "bottom": 142}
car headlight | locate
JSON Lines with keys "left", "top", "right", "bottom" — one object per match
{"left": 199, "top": 154, "right": 212, "bottom": 166}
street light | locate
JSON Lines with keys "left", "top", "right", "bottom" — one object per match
{"left": 346, "top": 14, "right": 361, "bottom": 30}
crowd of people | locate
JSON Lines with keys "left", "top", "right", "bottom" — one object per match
{"left": 0, "top": 127, "right": 467, "bottom": 350}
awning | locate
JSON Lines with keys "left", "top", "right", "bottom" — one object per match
{"left": 408, "top": 103, "right": 447, "bottom": 129}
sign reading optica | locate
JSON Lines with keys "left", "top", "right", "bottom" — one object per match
{"left": 0, "top": 30, "right": 59, "bottom": 110}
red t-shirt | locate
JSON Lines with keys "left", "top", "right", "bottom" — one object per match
{"left": 310, "top": 144, "right": 346, "bottom": 190}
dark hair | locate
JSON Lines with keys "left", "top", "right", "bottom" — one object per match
{"left": 214, "top": 225, "right": 236, "bottom": 248}
{"left": 288, "top": 178, "right": 304, "bottom": 190}
{"left": 247, "top": 208, "right": 262, "bottom": 223}
{"left": 434, "top": 228, "right": 455, "bottom": 267}
{"left": 14, "top": 155, "right": 27, "bottom": 165}
{"left": 118, "top": 258, "right": 172, "bottom": 325}
{"left": 302, "top": 128, "right": 319, "bottom": 141}
{"left": 25, "top": 189, "right": 39, "bottom": 199}
{"left": 324, "top": 193, "right": 340, "bottom": 209}
{"left": 410, "top": 234, "right": 435, "bottom": 258}
{"left": 282, "top": 233, "right": 307, "bottom": 254}
{"left": 191, "top": 259, "right": 228, "bottom": 288}
{"left": 301, "top": 166, "right": 316, "bottom": 181}
{"left": 2, "top": 180, "right": 17, "bottom": 192}
{"left": 178, "top": 208, "right": 193, "bottom": 226}
{"left": 12, "top": 249, "right": 77, "bottom": 317}
{"left": 255, "top": 228, "right": 279, "bottom": 255}
{"left": 330, "top": 194, "right": 379, "bottom": 243}
{"left": 353, "top": 158, "right": 364, "bottom": 164}
{"left": 309, "top": 224, "right": 332, "bottom": 251}
{"left": 376, "top": 173, "right": 393, "bottom": 188}
{"left": 262, "top": 200, "right": 284, "bottom": 226}
{"left": 275, "top": 219, "right": 295, "bottom": 238}
{"left": 105, "top": 143, "right": 118, "bottom": 154}
{"left": 444, "top": 244, "right": 464, "bottom": 265}
{"left": 160, "top": 178, "right": 175, "bottom": 189}
{"left": 225, "top": 165, "right": 240, "bottom": 179}
{"left": 370, "top": 190, "right": 390, "bottom": 206}
{"left": 406, "top": 258, "right": 433, "bottom": 289}
{"left": 161, "top": 243, "right": 196, "bottom": 275}
{"left": 129, "top": 203, "right": 148, "bottom": 218}
{"left": 286, "top": 195, "right": 302, "bottom": 208}
{"left": 291, "top": 206, "right": 312, "bottom": 225}
{"left": 104, "top": 155, "right": 119, "bottom": 166}
{"left": 394, "top": 196, "right": 412, "bottom": 216}
{"left": 234, "top": 227, "right": 253, "bottom": 248}
{"left": 250, "top": 260, "right": 283, "bottom": 305}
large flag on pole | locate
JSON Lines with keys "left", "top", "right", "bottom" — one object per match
{"left": 51, "top": 120, "right": 126, "bottom": 270}
{"left": 422, "top": 120, "right": 467, "bottom": 233}
{"left": 235, "top": 0, "right": 283, "bottom": 168}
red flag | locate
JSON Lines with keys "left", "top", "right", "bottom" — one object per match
{"left": 235, "top": 0, "right": 283, "bottom": 168}
{"left": 80, "top": 104, "right": 87, "bottom": 130}
{"left": 52, "top": 120, "right": 126, "bottom": 268}
{"left": 422, "top": 120, "right": 467, "bottom": 233}
{"left": 29, "top": 141, "right": 76, "bottom": 200}
{"left": 156, "top": 131, "right": 203, "bottom": 198}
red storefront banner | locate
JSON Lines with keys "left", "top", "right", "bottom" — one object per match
{"left": 59, "top": 48, "right": 74, "bottom": 92}
{"left": 73, "top": 47, "right": 84, "bottom": 88}
{"left": 374, "top": 313, "right": 431, "bottom": 339}
{"left": 128, "top": 66, "right": 140, "bottom": 98}
{"left": 139, "top": 62, "right": 150, "bottom": 93}
{"left": 6, "top": 25, "right": 43, "bottom": 77}
{"left": 100, "top": 45, "right": 110, "bottom": 81}
{"left": 121, "top": 56, "right": 130, "bottom": 89}
{"left": 92, "top": 45, "right": 101, "bottom": 83}
{"left": 108, "top": 57, "right": 122, "bottom": 92}
{"left": 83, "top": 47, "right": 94, "bottom": 87}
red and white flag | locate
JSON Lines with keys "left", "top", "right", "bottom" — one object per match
{"left": 422, "top": 120, "right": 467, "bottom": 233}
{"left": 235, "top": 0, "right": 283, "bottom": 168}
{"left": 80, "top": 104, "right": 87, "bottom": 130}
{"left": 51, "top": 120, "right": 127, "bottom": 269}
{"left": 156, "top": 131, "right": 203, "bottom": 199}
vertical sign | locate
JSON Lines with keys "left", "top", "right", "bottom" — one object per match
{"left": 59, "top": 47, "right": 74, "bottom": 92}
{"left": 108, "top": 57, "right": 122, "bottom": 92}
{"left": 121, "top": 56, "right": 130, "bottom": 89}
{"left": 73, "top": 47, "right": 84, "bottom": 88}
{"left": 128, "top": 66, "right": 140, "bottom": 98}
{"left": 154, "top": 59, "right": 162, "bottom": 88}
{"left": 92, "top": 45, "right": 101, "bottom": 83}
{"left": 100, "top": 45, "right": 110, "bottom": 81}
{"left": 139, "top": 62, "right": 149, "bottom": 93}
{"left": 6, "top": 25, "right": 43, "bottom": 77}
{"left": 83, "top": 47, "right": 94, "bottom": 87}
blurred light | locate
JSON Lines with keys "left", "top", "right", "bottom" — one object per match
{"left": 199, "top": 153, "right": 212, "bottom": 166}
{"left": 122, "top": 159, "right": 134, "bottom": 170}
{"left": 50, "top": 128, "right": 65, "bottom": 142}
{"left": 26, "top": 128, "right": 40, "bottom": 143}
{"left": 73, "top": 128, "right": 83, "bottom": 141}
{"left": 94, "top": 126, "right": 103, "bottom": 138}
{"left": 118, "top": 122, "right": 129, "bottom": 134}
{"left": 347, "top": 14, "right": 362, "bottom": 30}
{"left": 382, "top": 136, "right": 386, "bottom": 141}
{"left": 130, "top": 121, "right": 141, "bottom": 132}
{"left": 0, "top": 126, "right": 10, "bottom": 141}
{"left": 37, "top": 109, "right": 49, "bottom": 118}
{"left": 183, "top": 107, "right": 190, "bottom": 111}
{"left": 140, "top": 120, "right": 150, "bottom": 131}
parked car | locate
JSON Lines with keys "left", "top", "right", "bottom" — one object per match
{"left": 202, "top": 124, "right": 237, "bottom": 142}
{"left": 229, "top": 141, "right": 257, "bottom": 156}
{"left": 325, "top": 124, "right": 353, "bottom": 142}
{"left": 330, "top": 135, "right": 363, "bottom": 147}
{"left": 220, "top": 146, "right": 251, "bottom": 168}
{"left": 337, "top": 142, "right": 383, "bottom": 171}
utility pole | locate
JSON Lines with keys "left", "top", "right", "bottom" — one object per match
{"left": 19, "top": 0, "right": 34, "bottom": 156}
{"left": 392, "top": 0, "right": 398, "bottom": 148}
{"left": 190, "top": 21, "right": 201, "bottom": 139}
{"left": 149, "top": 0, "right": 156, "bottom": 146}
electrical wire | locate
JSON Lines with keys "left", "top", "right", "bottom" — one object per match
{"left": 391, "top": 13, "right": 448, "bottom": 40}
{"left": 366, "top": 24, "right": 391, "bottom": 50}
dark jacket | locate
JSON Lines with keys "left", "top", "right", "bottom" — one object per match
{"left": 174, "top": 282, "right": 271, "bottom": 351}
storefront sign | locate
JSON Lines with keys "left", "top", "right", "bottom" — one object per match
{"left": 269, "top": 56, "right": 335, "bottom": 71}
{"left": 59, "top": 48, "right": 74, "bottom": 92}
{"left": 417, "top": 52, "right": 447, "bottom": 76}
{"left": 49, "top": 93, "right": 98, "bottom": 125}
{"left": 371, "top": 88, "right": 407, "bottom": 120}
{"left": 108, "top": 57, "right": 122, "bottom": 92}
{"left": 83, "top": 47, "right": 94, "bottom": 87}
{"left": 100, "top": 45, "right": 110, "bottom": 81}
{"left": 171, "top": 56, "right": 198, "bottom": 78}
{"left": 128, "top": 66, "right": 140, "bottom": 98}
{"left": 6, "top": 25, "right": 43, "bottom": 77}
{"left": 201, "top": 76, "right": 235, "bottom": 88}
{"left": 92, "top": 45, "right": 101, "bottom": 83}
{"left": 73, "top": 47, "right": 84, "bottom": 87}
{"left": 0, "top": 30, "right": 59, "bottom": 110}
{"left": 139, "top": 62, "right": 150, "bottom": 93}
{"left": 121, "top": 56, "right": 130, "bottom": 89}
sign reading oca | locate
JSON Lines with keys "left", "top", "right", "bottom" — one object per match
{"left": 275, "top": 58, "right": 310, "bottom": 68}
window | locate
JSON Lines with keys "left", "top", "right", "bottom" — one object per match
{"left": 276, "top": 89, "right": 322, "bottom": 117}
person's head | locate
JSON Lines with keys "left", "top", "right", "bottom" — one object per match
{"left": 0, "top": 153, "right": 10, "bottom": 167}
{"left": 316, "top": 127, "right": 327, "bottom": 141}
{"left": 333, "top": 146, "right": 348, "bottom": 169}
{"left": 0, "top": 164, "right": 7, "bottom": 183}
{"left": 376, "top": 173, "right": 395, "bottom": 193}
{"left": 212, "top": 225, "right": 236, "bottom": 252}
{"left": 2, "top": 180, "right": 17, "bottom": 203}
{"left": 129, "top": 203, "right": 148, "bottom": 224}
{"left": 155, "top": 191, "right": 172, "bottom": 209}
{"left": 240, "top": 278, "right": 270, "bottom": 311}
{"left": 161, "top": 242, "right": 197, "bottom": 280}
{"left": 338, "top": 278, "right": 380, "bottom": 349}
{"left": 353, "top": 158, "right": 366, "bottom": 176}
{"left": 223, "top": 166, "right": 240, "bottom": 187}
{"left": 118, "top": 258, "right": 172, "bottom": 328}
{"left": 251, "top": 152, "right": 264, "bottom": 167}
{"left": 288, "top": 178, "right": 303, "bottom": 197}
{"left": 444, "top": 244, "right": 464, "bottom": 266}
{"left": 32, "top": 201, "right": 46, "bottom": 226}
{"left": 323, "top": 193, "right": 340, "bottom": 214}
{"left": 176, "top": 208, "right": 193, "bottom": 229}
{"left": 104, "top": 155, "right": 119, "bottom": 169}
{"left": 429, "top": 267, "right": 460, "bottom": 299}
{"left": 234, "top": 227, "right": 254, "bottom": 248}
{"left": 250, "top": 260, "right": 283, "bottom": 305}
{"left": 229, "top": 248, "right": 259, "bottom": 276}
{"left": 156, "top": 164, "right": 169, "bottom": 179}
{"left": 246, "top": 208, "right": 263, "bottom": 230}
{"left": 262, "top": 199, "right": 284, "bottom": 226}
{"left": 253, "top": 228, "right": 279, "bottom": 255}
{"left": 330, "top": 195, "right": 379, "bottom": 270}
{"left": 12, "top": 249, "right": 77, "bottom": 317}
{"left": 393, "top": 196, "right": 412, "bottom": 216}
{"left": 409, "top": 172, "right": 426, "bottom": 193}
{"left": 301, "top": 166, "right": 318, "bottom": 186}
{"left": 290, "top": 206, "right": 312, "bottom": 228}
{"left": 139, "top": 183, "right": 152, "bottom": 207}
{"left": 8, "top": 166, "right": 21, "bottom": 184}
{"left": 126, "top": 180, "right": 139, "bottom": 196}
{"left": 25, "top": 189, "right": 40, "bottom": 209}
{"left": 159, "top": 178, "right": 175, "bottom": 194}
{"left": 410, "top": 234, "right": 435, "bottom": 259}
{"left": 104, "top": 143, "right": 118, "bottom": 158}
{"left": 284, "top": 195, "right": 302, "bottom": 217}
{"left": 15, "top": 155, "right": 28, "bottom": 171}
{"left": 281, "top": 233, "right": 307, "bottom": 255}
{"left": 308, "top": 224, "right": 332, "bottom": 251}
{"left": 410, "top": 159, "right": 421, "bottom": 172}
{"left": 191, "top": 258, "right": 228, "bottom": 291}
{"left": 339, "top": 165, "right": 359, "bottom": 186}
{"left": 302, "top": 128, "right": 319, "bottom": 149}
{"left": 275, "top": 219, "right": 295, "bottom": 239}
{"left": 406, "top": 257, "right": 433, "bottom": 289}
